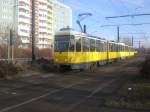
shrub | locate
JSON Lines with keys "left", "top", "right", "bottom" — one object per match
{"left": 35, "top": 58, "right": 56, "bottom": 72}
{"left": 0, "top": 61, "right": 20, "bottom": 78}
{"left": 37, "top": 48, "right": 52, "bottom": 58}
{"left": 140, "top": 55, "right": 150, "bottom": 78}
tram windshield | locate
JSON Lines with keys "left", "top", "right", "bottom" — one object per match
{"left": 54, "top": 35, "right": 71, "bottom": 52}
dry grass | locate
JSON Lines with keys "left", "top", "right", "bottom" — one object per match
{"left": 104, "top": 77, "right": 150, "bottom": 110}
{"left": 0, "top": 61, "right": 22, "bottom": 79}
{"left": 140, "top": 55, "right": 150, "bottom": 78}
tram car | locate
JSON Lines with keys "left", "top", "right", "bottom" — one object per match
{"left": 53, "top": 28, "right": 135, "bottom": 70}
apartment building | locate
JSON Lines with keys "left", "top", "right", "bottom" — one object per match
{"left": 53, "top": 0, "right": 72, "bottom": 32}
{"left": 37, "top": 0, "right": 53, "bottom": 48}
{"left": 0, "top": 0, "right": 32, "bottom": 48}
{"left": 17, "top": 0, "right": 32, "bottom": 48}
{"left": 0, "top": 0, "right": 72, "bottom": 49}
{"left": 47, "top": 0, "right": 53, "bottom": 48}
{"left": 37, "top": 0, "right": 72, "bottom": 49}
{"left": 0, "top": 0, "right": 15, "bottom": 28}
{"left": 0, "top": 0, "right": 14, "bottom": 44}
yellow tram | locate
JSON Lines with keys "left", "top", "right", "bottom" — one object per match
{"left": 53, "top": 28, "right": 135, "bottom": 70}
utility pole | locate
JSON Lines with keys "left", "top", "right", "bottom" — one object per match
{"left": 139, "top": 41, "right": 141, "bottom": 49}
{"left": 10, "top": 29, "right": 13, "bottom": 61}
{"left": 117, "top": 26, "right": 120, "bottom": 42}
{"left": 101, "top": 25, "right": 120, "bottom": 43}
{"left": 132, "top": 36, "right": 134, "bottom": 46}
{"left": 101, "top": 23, "right": 148, "bottom": 44}
{"left": 7, "top": 29, "right": 10, "bottom": 63}
{"left": 31, "top": 0, "right": 36, "bottom": 62}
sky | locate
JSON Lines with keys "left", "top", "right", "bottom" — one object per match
{"left": 58, "top": 0, "right": 150, "bottom": 48}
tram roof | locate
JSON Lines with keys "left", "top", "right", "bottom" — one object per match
{"left": 55, "top": 29, "right": 107, "bottom": 41}
{"left": 55, "top": 29, "right": 132, "bottom": 47}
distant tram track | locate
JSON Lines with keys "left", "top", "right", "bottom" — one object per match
{"left": 0, "top": 70, "right": 121, "bottom": 112}
{"left": 0, "top": 76, "right": 91, "bottom": 112}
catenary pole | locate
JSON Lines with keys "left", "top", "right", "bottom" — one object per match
{"left": 31, "top": 0, "right": 36, "bottom": 62}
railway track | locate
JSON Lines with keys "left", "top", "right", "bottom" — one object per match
{"left": 0, "top": 70, "right": 120, "bottom": 112}
{"left": 0, "top": 55, "right": 144, "bottom": 112}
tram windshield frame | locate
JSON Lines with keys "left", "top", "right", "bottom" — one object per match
{"left": 54, "top": 35, "right": 75, "bottom": 52}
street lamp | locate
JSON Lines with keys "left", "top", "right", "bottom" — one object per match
{"left": 9, "top": 4, "right": 24, "bottom": 62}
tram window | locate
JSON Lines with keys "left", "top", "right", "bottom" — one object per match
{"left": 102, "top": 42, "right": 106, "bottom": 52}
{"left": 109, "top": 43, "right": 112, "bottom": 52}
{"left": 108, "top": 44, "right": 110, "bottom": 52}
{"left": 112, "top": 44, "right": 114, "bottom": 51}
{"left": 113, "top": 44, "right": 115, "bottom": 52}
{"left": 102, "top": 42, "right": 105, "bottom": 52}
{"left": 54, "top": 35, "right": 70, "bottom": 52}
{"left": 112, "top": 44, "right": 115, "bottom": 52}
{"left": 115, "top": 44, "right": 118, "bottom": 52}
{"left": 119, "top": 45, "right": 121, "bottom": 52}
{"left": 105, "top": 42, "right": 107, "bottom": 52}
{"left": 96, "top": 40, "right": 101, "bottom": 52}
{"left": 101, "top": 42, "right": 104, "bottom": 52}
{"left": 112, "top": 44, "right": 114, "bottom": 52}
{"left": 103, "top": 42, "right": 106, "bottom": 52}
{"left": 120, "top": 45, "right": 122, "bottom": 52}
{"left": 117, "top": 45, "right": 119, "bottom": 52}
{"left": 90, "top": 39, "right": 96, "bottom": 52}
{"left": 121, "top": 45, "right": 123, "bottom": 52}
{"left": 69, "top": 36, "right": 75, "bottom": 52}
{"left": 75, "top": 36, "right": 81, "bottom": 52}
{"left": 115, "top": 44, "right": 117, "bottom": 52}
{"left": 117, "top": 44, "right": 119, "bottom": 51}
{"left": 123, "top": 46, "right": 125, "bottom": 52}
{"left": 109, "top": 43, "right": 111, "bottom": 52}
{"left": 105, "top": 43, "right": 109, "bottom": 52}
{"left": 120, "top": 46, "right": 122, "bottom": 51}
{"left": 99, "top": 42, "right": 102, "bottom": 52}
{"left": 83, "top": 37, "right": 90, "bottom": 52}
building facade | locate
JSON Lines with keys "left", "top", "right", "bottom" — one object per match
{"left": 0, "top": 0, "right": 14, "bottom": 45}
{"left": 37, "top": 0, "right": 53, "bottom": 48}
{"left": 53, "top": 0, "right": 72, "bottom": 32}
{"left": 0, "top": 0, "right": 32, "bottom": 48}
{"left": 0, "top": 0, "right": 15, "bottom": 28}
{"left": 0, "top": 0, "right": 72, "bottom": 49}
{"left": 17, "top": 0, "right": 32, "bottom": 48}
{"left": 35, "top": 0, "right": 72, "bottom": 48}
